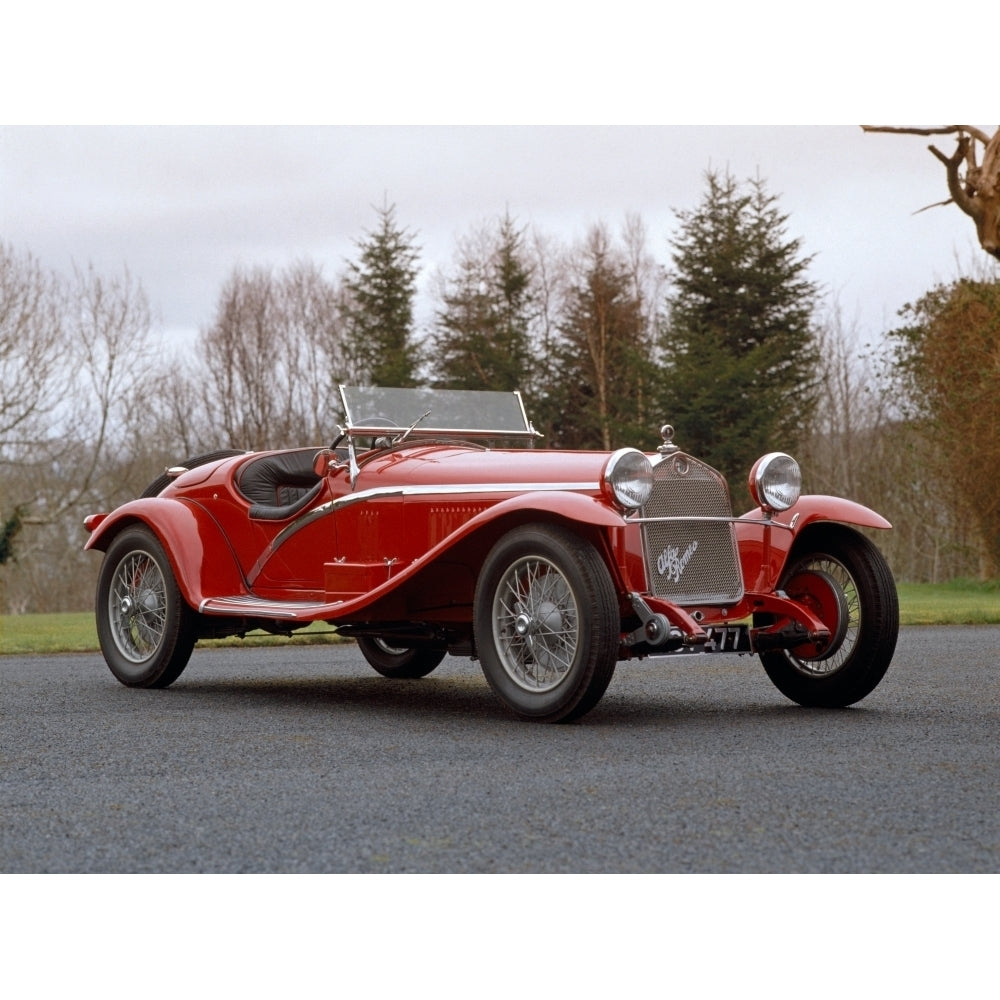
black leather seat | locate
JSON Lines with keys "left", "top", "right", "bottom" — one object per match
{"left": 236, "top": 449, "right": 323, "bottom": 520}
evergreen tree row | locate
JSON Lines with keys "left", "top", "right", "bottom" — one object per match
{"left": 6, "top": 166, "right": 998, "bottom": 613}
{"left": 333, "top": 169, "right": 820, "bottom": 485}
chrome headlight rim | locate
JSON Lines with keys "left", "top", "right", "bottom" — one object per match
{"left": 603, "top": 448, "right": 654, "bottom": 511}
{"left": 750, "top": 452, "right": 802, "bottom": 512}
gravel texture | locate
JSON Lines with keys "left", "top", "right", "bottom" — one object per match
{"left": 2, "top": 626, "right": 998, "bottom": 872}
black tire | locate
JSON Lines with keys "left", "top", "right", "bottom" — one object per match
{"left": 757, "top": 525, "right": 899, "bottom": 708}
{"left": 357, "top": 636, "right": 446, "bottom": 678}
{"left": 96, "top": 527, "right": 196, "bottom": 688}
{"left": 474, "top": 523, "right": 620, "bottom": 722}
{"left": 141, "top": 450, "right": 246, "bottom": 498}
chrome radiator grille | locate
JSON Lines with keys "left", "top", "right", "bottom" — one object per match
{"left": 638, "top": 453, "right": 744, "bottom": 605}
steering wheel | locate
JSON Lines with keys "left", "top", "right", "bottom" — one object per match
{"left": 354, "top": 415, "right": 396, "bottom": 450}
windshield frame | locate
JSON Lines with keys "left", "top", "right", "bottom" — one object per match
{"left": 338, "top": 386, "right": 541, "bottom": 441}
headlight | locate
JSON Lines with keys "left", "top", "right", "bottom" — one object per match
{"left": 749, "top": 452, "right": 801, "bottom": 512}
{"left": 604, "top": 448, "right": 653, "bottom": 510}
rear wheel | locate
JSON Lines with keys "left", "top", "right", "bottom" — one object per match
{"left": 758, "top": 526, "right": 898, "bottom": 708}
{"left": 357, "top": 636, "right": 446, "bottom": 678}
{"left": 96, "top": 527, "right": 196, "bottom": 687}
{"left": 474, "top": 524, "right": 620, "bottom": 722}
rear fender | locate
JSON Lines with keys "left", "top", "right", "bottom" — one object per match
{"left": 84, "top": 498, "right": 247, "bottom": 608}
{"left": 736, "top": 495, "right": 891, "bottom": 593}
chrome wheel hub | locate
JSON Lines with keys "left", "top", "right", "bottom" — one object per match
{"left": 787, "top": 556, "right": 859, "bottom": 676}
{"left": 109, "top": 551, "right": 167, "bottom": 664}
{"left": 493, "top": 556, "right": 580, "bottom": 693}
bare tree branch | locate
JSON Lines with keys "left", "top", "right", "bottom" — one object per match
{"left": 862, "top": 125, "right": 1000, "bottom": 259}
{"left": 862, "top": 124, "right": 993, "bottom": 144}
{"left": 928, "top": 137, "right": 983, "bottom": 222}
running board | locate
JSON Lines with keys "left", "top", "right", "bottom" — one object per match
{"left": 199, "top": 595, "right": 344, "bottom": 620}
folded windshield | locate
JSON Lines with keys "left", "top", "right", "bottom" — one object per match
{"left": 339, "top": 386, "right": 539, "bottom": 441}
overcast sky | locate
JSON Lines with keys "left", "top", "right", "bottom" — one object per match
{"left": 2, "top": 4, "right": 995, "bottom": 940}
{"left": 3, "top": 124, "right": 994, "bottom": 351}
{"left": 3, "top": 7, "right": 996, "bottom": 355}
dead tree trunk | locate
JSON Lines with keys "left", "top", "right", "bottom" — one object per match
{"left": 862, "top": 125, "right": 1000, "bottom": 259}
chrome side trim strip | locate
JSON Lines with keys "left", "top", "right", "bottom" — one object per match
{"left": 332, "top": 481, "right": 600, "bottom": 511}
{"left": 246, "top": 482, "right": 601, "bottom": 585}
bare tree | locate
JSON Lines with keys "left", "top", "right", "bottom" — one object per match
{"left": 799, "top": 301, "right": 879, "bottom": 500}
{"left": 143, "top": 360, "right": 209, "bottom": 462}
{"left": 862, "top": 125, "right": 1000, "bottom": 259}
{"left": 1, "top": 255, "right": 155, "bottom": 519}
{"left": 198, "top": 266, "right": 296, "bottom": 451}
{"left": 620, "top": 213, "right": 665, "bottom": 437}
{"left": 62, "top": 263, "right": 156, "bottom": 511}
{"left": 2, "top": 257, "right": 160, "bottom": 611}
{"left": 520, "top": 228, "right": 568, "bottom": 429}
{"left": 195, "top": 262, "right": 346, "bottom": 452}
{"left": 0, "top": 245, "right": 64, "bottom": 572}
{"left": 279, "top": 260, "right": 346, "bottom": 441}
{"left": 0, "top": 244, "right": 66, "bottom": 467}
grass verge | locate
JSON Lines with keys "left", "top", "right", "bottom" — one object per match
{"left": 1, "top": 580, "right": 996, "bottom": 655}
{"left": 894, "top": 579, "right": 1000, "bottom": 626}
{"left": 0, "top": 614, "right": 343, "bottom": 656}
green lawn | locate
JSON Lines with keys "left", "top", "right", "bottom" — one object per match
{"left": 0, "top": 614, "right": 342, "bottom": 656}
{"left": 895, "top": 579, "right": 1000, "bottom": 626}
{"left": 1, "top": 580, "right": 997, "bottom": 655}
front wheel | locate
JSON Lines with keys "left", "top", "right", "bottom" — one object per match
{"left": 474, "top": 524, "right": 620, "bottom": 722}
{"left": 356, "top": 636, "right": 446, "bottom": 678}
{"left": 757, "top": 526, "right": 899, "bottom": 708}
{"left": 96, "top": 527, "right": 196, "bottom": 687}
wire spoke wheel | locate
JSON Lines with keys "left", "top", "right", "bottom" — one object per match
{"left": 356, "top": 635, "right": 446, "bottom": 678}
{"left": 475, "top": 524, "right": 619, "bottom": 722}
{"left": 783, "top": 562, "right": 854, "bottom": 675}
{"left": 109, "top": 551, "right": 169, "bottom": 663}
{"left": 96, "top": 527, "right": 195, "bottom": 688}
{"left": 493, "top": 554, "right": 580, "bottom": 693}
{"left": 758, "top": 526, "right": 899, "bottom": 708}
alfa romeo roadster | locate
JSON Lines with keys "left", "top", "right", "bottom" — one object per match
{"left": 84, "top": 386, "right": 899, "bottom": 722}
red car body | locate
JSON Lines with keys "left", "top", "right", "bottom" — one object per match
{"left": 85, "top": 387, "right": 899, "bottom": 722}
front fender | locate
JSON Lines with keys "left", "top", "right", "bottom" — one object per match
{"left": 322, "top": 489, "right": 629, "bottom": 622}
{"left": 475, "top": 489, "right": 626, "bottom": 529}
{"left": 736, "top": 495, "right": 892, "bottom": 592}
{"left": 398, "top": 489, "right": 625, "bottom": 576}
{"left": 84, "top": 498, "right": 247, "bottom": 608}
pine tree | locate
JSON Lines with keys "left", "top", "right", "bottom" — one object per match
{"left": 659, "top": 170, "right": 820, "bottom": 485}
{"left": 431, "top": 213, "right": 534, "bottom": 391}
{"left": 0, "top": 506, "right": 24, "bottom": 565}
{"left": 342, "top": 202, "right": 422, "bottom": 387}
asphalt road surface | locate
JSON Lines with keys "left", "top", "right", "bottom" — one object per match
{"left": 2, "top": 626, "right": 998, "bottom": 873}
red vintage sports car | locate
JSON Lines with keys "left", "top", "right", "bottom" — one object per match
{"left": 84, "top": 386, "right": 898, "bottom": 722}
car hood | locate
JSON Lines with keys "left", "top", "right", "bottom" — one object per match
{"left": 354, "top": 443, "right": 616, "bottom": 492}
